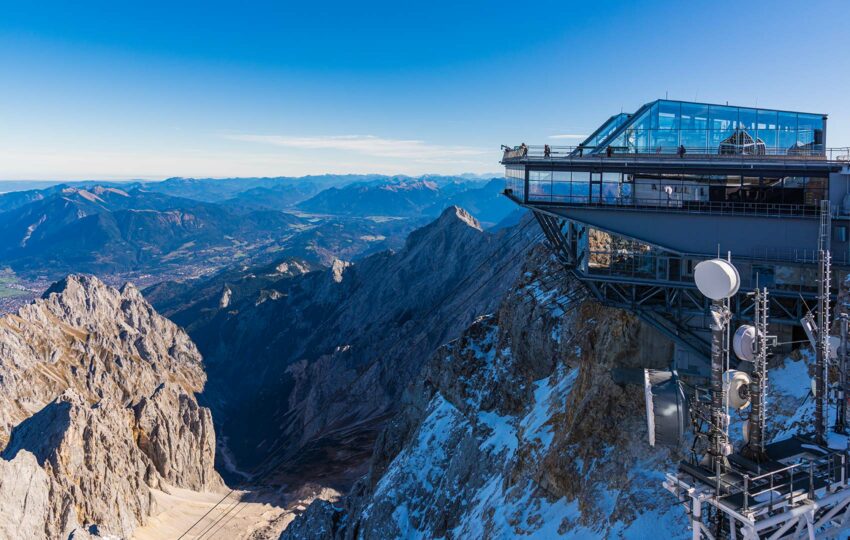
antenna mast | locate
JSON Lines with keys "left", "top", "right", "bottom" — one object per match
{"left": 743, "top": 287, "right": 772, "bottom": 461}
{"left": 815, "top": 200, "right": 831, "bottom": 444}
{"left": 836, "top": 313, "right": 848, "bottom": 434}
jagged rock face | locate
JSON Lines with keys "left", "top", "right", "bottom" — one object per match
{"left": 0, "top": 274, "right": 203, "bottom": 445}
{"left": 134, "top": 383, "right": 220, "bottom": 491}
{"left": 282, "top": 246, "right": 687, "bottom": 539}
{"left": 0, "top": 275, "right": 222, "bottom": 539}
{"left": 3, "top": 391, "right": 154, "bottom": 539}
{"left": 181, "top": 206, "right": 537, "bottom": 484}
{"left": 0, "top": 451, "right": 52, "bottom": 540}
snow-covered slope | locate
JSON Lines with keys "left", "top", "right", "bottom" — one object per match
{"left": 281, "top": 247, "right": 687, "bottom": 538}
{"left": 281, "top": 245, "right": 821, "bottom": 539}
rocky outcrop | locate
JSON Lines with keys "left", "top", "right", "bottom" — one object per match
{"left": 0, "top": 451, "right": 52, "bottom": 540}
{"left": 3, "top": 391, "right": 155, "bottom": 539}
{"left": 0, "top": 275, "right": 223, "bottom": 539}
{"left": 134, "top": 382, "right": 220, "bottom": 491}
{"left": 0, "top": 274, "right": 203, "bottom": 445}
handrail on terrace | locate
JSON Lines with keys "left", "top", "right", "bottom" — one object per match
{"left": 714, "top": 449, "right": 849, "bottom": 514}
{"left": 502, "top": 145, "right": 850, "bottom": 163}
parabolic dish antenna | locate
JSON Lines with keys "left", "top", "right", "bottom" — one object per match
{"left": 723, "top": 370, "right": 751, "bottom": 410}
{"left": 643, "top": 369, "right": 688, "bottom": 448}
{"left": 694, "top": 258, "right": 740, "bottom": 300}
{"left": 733, "top": 325, "right": 757, "bottom": 362}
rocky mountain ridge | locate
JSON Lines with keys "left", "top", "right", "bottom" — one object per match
{"left": 166, "top": 206, "right": 539, "bottom": 489}
{"left": 0, "top": 275, "right": 222, "bottom": 539}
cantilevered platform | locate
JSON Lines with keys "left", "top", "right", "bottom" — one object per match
{"left": 501, "top": 99, "right": 850, "bottom": 374}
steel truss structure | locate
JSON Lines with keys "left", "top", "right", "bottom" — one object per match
{"left": 665, "top": 452, "right": 850, "bottom": 540}
{"left": 531, "top": 208, "right": 821, "bottom": 363}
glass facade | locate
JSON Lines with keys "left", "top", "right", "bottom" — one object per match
{"left": 526, "top": 167, "right": 828, "bottom": 215}
{"left": 504, "top": 165, "right": 525, "bottom": 198}
{"left": 578, "top": 113, "right": 631, "bottom": 149}
{"left": 599, "top": 100, "right": 825, "bottom": 156}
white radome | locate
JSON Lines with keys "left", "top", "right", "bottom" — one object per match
{"left": 723, "top": 370, "right": 751, "bottom": 410}
{"left": 733, "top": 325, "right": 757, "bottom": 362}
{"left": 694, "top": 258, "right": 740, "bottom": 300}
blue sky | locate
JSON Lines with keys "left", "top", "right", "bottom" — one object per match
{"left": 1, "top": 0, "right": 848, "bottom": 179}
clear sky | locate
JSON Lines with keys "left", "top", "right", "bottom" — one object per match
{"left": 1, "top": 0, "right": 848, "bottom": 180}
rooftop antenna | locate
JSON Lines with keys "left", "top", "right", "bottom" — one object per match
{"left": 694, "top": 257, "right": 740, "bottom": 476}
{"left": 836, "top": 312, "right": 848, "bottom": 434}
{"left": 738, "top": 286, "right": 774, "bottom": 462}
{"left": 815, "top": 199, "right": 832, "bottom": 444}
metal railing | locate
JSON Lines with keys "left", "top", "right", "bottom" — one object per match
{"left": 502, "top": 145, "right": 850, "bottom": 163}
{"left": 522, "top": 192, "right": 823, "bottom": 218}
{"left": 715, "top": 450, "right": 848, "bottom": 514}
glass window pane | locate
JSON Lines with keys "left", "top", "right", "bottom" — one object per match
{"left": 778, "top": 112, "right": 797, "bottom": 150}
{"left": 680, "top": 129, "right": 707, "bottom": 152}
{"left": 571, "top": 178, "right": 589, "bottom": 203}
{"left": 757, "top": 110, "right": 778, "bottom": 150}
{"left": 552, "top": 178, "right": 570, "bottom": 202}
{"left": 601, "top": 182, "right": 619, "bottom": 204}
{"left": 652, "top": 130, "right": 679, "bottom": 152}
{"left": 680, "top": 103, "right": 709, "bottom": 130}
{"left": 709, "top": 105, "right": 737, "bottom": 151}
{"left": 709, "top": 105, "right": 738, "bottom": 131}
{"left": 631, "top": 105, "right": 654, "bottom": 132}
{"left": 602, "top": 172, "right": 620, "bottom": 183}
{"left": 738, "top": 108, "right": 757, "bottom": 132}
{"left": 658, "top": 101, "right": 680, "bottom": 130}
{"left": 797, "top": 113, "right": 824, "bottom": 146}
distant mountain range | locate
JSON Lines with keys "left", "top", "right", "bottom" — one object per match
{"left": 0, "top": 174, "right": 518, "bottom": 289}
{"left": 296, "top": 177, "right": 514, "bottom": 224}
{"left": 0, "top": 185, "right": 306, "bottom": 276}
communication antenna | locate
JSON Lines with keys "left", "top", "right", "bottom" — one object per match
{"left": 738, "top": 287, "right": 774, "bottom": 461}
{"left": 644, "top": 369, "right": 688, "bottom": 447}
{"left": 694, "top": 258, "right": 739, "bottom": 475}
{"left": 835, "top": 313, "right": 849, "bottom": 434}
{"left": 815, "top": 200, "right": 832, "bottom": 445}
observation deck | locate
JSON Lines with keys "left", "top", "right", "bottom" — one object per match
{"left": 501, "top": 99, "right": 850, "bottom": 374}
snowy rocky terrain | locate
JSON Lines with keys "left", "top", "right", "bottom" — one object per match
{"left": 280, "top": 245, "right": 821, "bottom": 539}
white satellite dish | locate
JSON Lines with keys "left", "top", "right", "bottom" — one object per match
{"left": 733, "top": 325, "right": 757, "bottom": 362}
{"left": 742, "top": 419, "right": 750, "bottom": 444}
{"left": 723, "top": 370, "right": 751, "bottom": 410}
{"left": 694, "top": 259, "right": 740, "bottom": 300}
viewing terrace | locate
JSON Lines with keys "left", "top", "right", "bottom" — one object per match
{"left": 502, "top": 144, "right": 850, "bottom": 163}
{"left": 502, "top": 143, "right": 850, "bottom": 220}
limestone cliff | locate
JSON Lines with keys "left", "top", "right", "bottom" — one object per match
{"left": 0, "top": 275, "right": 222, "bottom": 539}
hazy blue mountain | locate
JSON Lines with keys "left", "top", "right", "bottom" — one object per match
{"left": 0, "top": 185, "right": 307, "bottom": 276}
{"left": 296, "top": 176, "right": 513, "bottom": 226}
{"left": 220, "top": 182, "right": 323, "bottom": 211}
{"left": 143, "top": 175, "right": 386, "bottom": 203}
{"left": 425, "top": 178, "right": 516, "bottom": 226}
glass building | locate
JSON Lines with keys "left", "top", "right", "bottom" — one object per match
{"left": 583, "top": 100, "right": 826, "bottom": 155}
{"left": 504, "top": 99, "right": 833, "bottom": 216}
{"left": 584, "top": 99, "right": 826, "bottom": 156}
